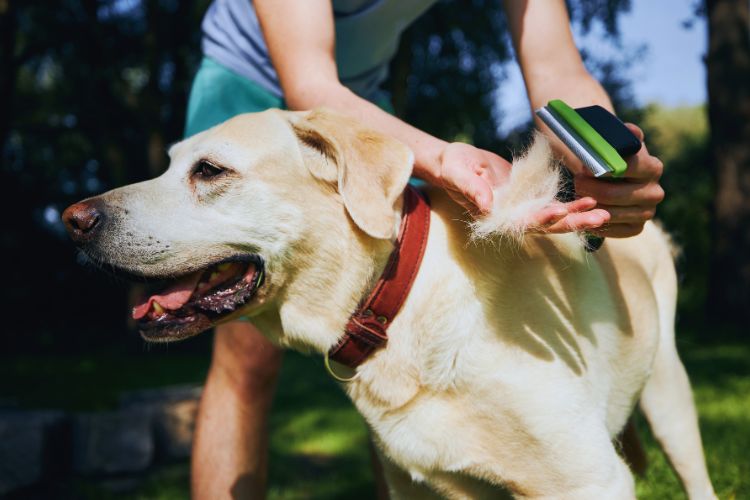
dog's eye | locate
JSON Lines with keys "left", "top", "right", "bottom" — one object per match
{"left": 193, "top": 160, "right": 224, "bottom": 179}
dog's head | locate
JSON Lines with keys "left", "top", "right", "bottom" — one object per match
{"left": 62, "top": 109, "right": 413, "bottom": 343}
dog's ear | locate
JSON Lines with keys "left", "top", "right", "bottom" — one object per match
{"left": 290, "top": 108, "right": 414, "bottom": 239}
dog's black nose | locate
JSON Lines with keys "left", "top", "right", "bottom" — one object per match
{"left": 62, "top": 199, "right": 104, "bottom": 243}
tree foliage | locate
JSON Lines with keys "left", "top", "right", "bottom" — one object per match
{"left": 392, "top": 0, "right": 633, "bottom": 151}
{"left": 1, "top": 0, "right": 210, "bottom": 350}
{"left": 642, "top": 105, "right": 712, "bottom": 322}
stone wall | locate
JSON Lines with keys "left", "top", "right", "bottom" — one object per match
{"left": 0, "top": 385, "right": 202, "bottom": 496}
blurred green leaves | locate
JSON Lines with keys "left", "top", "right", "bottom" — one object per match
{"left": 642, "top": 104, "right": 713, "bottom": 324}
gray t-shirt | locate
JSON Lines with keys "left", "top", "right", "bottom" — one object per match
{"left": 201, "top": 0, "right": 437, "bottom": 102}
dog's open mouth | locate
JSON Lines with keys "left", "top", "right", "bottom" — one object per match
{"left": 132, "top": 256, "right": 264, "bottom": 341}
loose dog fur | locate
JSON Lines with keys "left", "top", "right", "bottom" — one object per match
{"left": 70, "top": 109, "right": 716, "bottom": 499}
{"left": 471, "top": 133, "right": 562, "bottom": 241}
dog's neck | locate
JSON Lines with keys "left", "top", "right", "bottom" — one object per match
{"left": 271, "top": 213, "right": 398, "bottom": 354}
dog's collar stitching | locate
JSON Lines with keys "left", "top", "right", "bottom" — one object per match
{"left": 327, "top": 185, "right": 430, "bottom": 373}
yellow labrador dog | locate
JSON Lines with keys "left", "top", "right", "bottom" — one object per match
{"left": 63, "top": 109, "right": 715, "bottom": 499}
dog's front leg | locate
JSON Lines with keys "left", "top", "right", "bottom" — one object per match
{"left": 460, "top": 423, "right": 638, "bottom": 500}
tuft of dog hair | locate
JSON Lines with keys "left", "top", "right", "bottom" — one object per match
{"left": 471, "top": 133, "right": 562, "bottom": 242}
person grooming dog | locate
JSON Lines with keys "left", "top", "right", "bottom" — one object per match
{"left": 185, "top": 0, "right": 665, "bottom": 497}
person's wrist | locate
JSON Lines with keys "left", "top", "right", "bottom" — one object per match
{"left": 413, "top": 138, "right": 449, "bottom": 187}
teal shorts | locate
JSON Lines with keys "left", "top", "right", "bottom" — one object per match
{"left": 184, "top": 57, "right": 285, "bottom": 138}
{"left": 185, "top": 56, "right": 393, "bottom": 138}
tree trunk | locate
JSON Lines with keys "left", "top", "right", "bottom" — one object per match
{"left": 706, "top": 0, "right": 750, "bottom": 327}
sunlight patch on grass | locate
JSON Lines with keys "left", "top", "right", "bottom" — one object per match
{"left": 271, "top": 407, "right": 369, "bottom": 456}
{"left": 695, "top": 380, "right": 750, "bottom": 421}
{"left": 636, "top": 343, "right": 750, "bottom": 499}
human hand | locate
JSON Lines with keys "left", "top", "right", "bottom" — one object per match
{"left": 437, "top": 142, "right": 510, "bottom": 215}
{"left": 438, "top": 142, "right": 609, "bottom": 234}
{"left": 572, "top": 124, "right": 664, "bottom": 238}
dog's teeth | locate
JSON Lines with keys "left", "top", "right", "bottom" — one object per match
{"left": 152, "top": 301, "right": 165, "bottom": 315}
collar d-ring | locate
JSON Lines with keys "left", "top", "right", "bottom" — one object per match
{"left": 324, "top": 351, "right": 360, "bottom": 382}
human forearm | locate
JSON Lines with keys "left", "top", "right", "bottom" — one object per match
{"left": 506, "top": 0, "right": 664, "bottom": 237}
{"left": 505, "top": 0, "right": 613, "bottom": 166}
{"left": 260, "top": 0, "right": 517, "bottom": 215}
{"left": 524, "top": 69, "right": 614, "bottom": 170}
{"left": 287, "top": 79, "right": 610, "bottom": 229}
{"left": 258, "top": 0, "right": 605, "bottom": 227}
{"left": 526, "top": 69, "right": 613, "bottom": 117}
{"left": 504, "top": 0, "right": 612, "bottom": 113}
{"left": 285, "top": 80, "right": 447, "bottom": 185}
{"left": 288, "top": 81, "right": 611, "bottom": 232}
{"left": 255, "top": 0, "right": 445, "bottom": 186}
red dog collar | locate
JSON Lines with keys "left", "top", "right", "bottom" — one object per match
{"left": 327, "top": 185, "right": 431, "bottom": 371}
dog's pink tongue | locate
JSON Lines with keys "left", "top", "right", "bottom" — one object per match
{"left": 132, "top": 272, "right": 203, "bottom": 320}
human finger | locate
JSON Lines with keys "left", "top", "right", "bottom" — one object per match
{"left": 621, "top": 124, "right": 664, "bottom": 182}
{"left": 597, "top": 205, "right": 656, "bottom": 224}
{"left": 526, "top": 197, "right": 599, "bottom": 231}
{"left": 465, "top": 174, "right": 495, "bottom": 215}
{"left": 565, "top": 197, "right": 597, "bottom": 213}
{"left": 575, "top": 176, "right": 665, "bottom": 207}
{"left": 624, "top": 150, "right": 663, "bottom": 182}
{"left": 478, "top": 152, "right": 511, "bottom": 188}
{"left": 587, "top": 222, "right": 644, "bottom": 238}
{"left": 541, "top": 208, "right": 610, "bottom": 234}
{"left": 529, "top": 197, "right": 597, "bottom": 226}
{"left": 625, "top": 122, "right": 645, "bottom": 142}
{"left": 527, "top": 204, "right": 569, "bottom": 228}
{"left": 443, "top": 168, "right": 494, "bottom": 216}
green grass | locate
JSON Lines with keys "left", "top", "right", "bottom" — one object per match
{"left": 635, "top": 342, "right": 750, "bottom": 500}
{"left": 2, "top": 341, "right": 748, "bottom": 499}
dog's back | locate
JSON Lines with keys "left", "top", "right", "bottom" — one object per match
{"left": 351, "top": 157, "right": 713, "bottom": 499}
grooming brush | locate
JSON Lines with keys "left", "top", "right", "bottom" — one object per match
{"left": 536, "top": 99, "right": 641, "bottom": 250}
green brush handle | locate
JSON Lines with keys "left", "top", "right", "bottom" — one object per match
{"left": 548, "top": 99, "right": 628, "bottom": 177}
